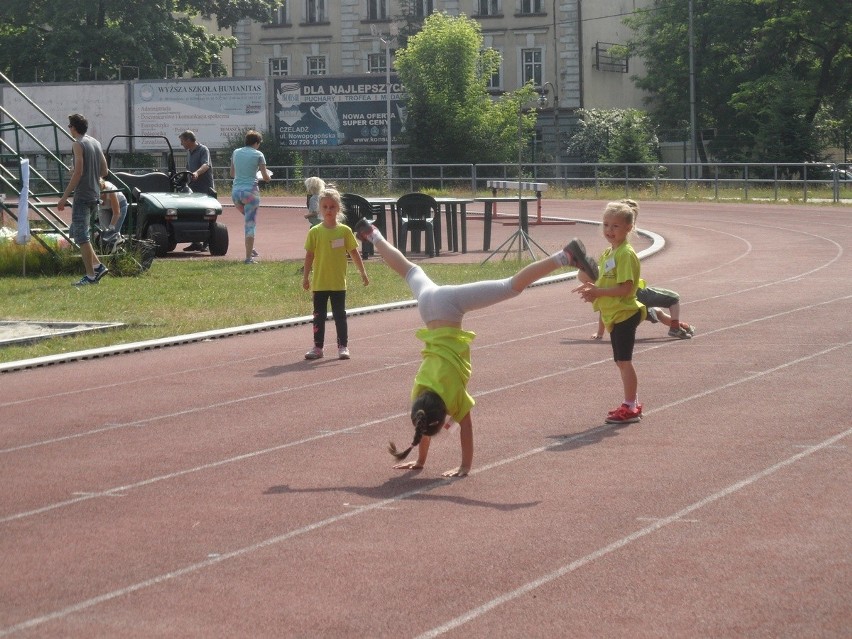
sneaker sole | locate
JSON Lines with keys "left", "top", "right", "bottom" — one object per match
{"left": 605, "top": 415, "right": 642, "bottom": 424}
{"left": 565, "top": 238, "right": 599, "bottom": 280}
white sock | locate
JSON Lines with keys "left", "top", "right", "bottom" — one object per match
{"left": 624, "top": 399, "right": 637, "bottom": 409}
{"left": 552, "top": 250, "right": 569, "bottom": 266}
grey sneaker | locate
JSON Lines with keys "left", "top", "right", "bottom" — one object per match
{"left": 353, "top": 218, "right": 375, "bottom": 242}
{"left": 564, "top": 238, "right": 599, "bottom": 281}
{"left": 305, "top": 346, "right": 323, "bottom": 360}
{"left": 646, "top": 307, "right": 659, "bottom": 323}
{"left": 74, "top": 275, "right": 98, "bottom": 287}
{"left": 668, "top": 327, "right": 692, "bottom": 339}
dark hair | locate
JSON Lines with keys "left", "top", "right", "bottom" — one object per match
{"left": 68, "top": 113, "right": 88, "bottom": 134}
{"left": 245, "top": 129, "right": 262, "bottom": 146}
{"left": 387, "top": 390, "right": 447, "bottom": 461}
{"left": 179, "top": 130, "right": 197, "bottom": 142}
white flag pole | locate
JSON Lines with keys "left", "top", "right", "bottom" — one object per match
{"left": 15, "top": 159, "right": 31, "bottom": 275}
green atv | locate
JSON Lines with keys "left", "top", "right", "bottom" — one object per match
{"left": 106, "top": 135, "right": 228, "bottom": 257}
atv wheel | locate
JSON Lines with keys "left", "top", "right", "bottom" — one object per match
{"left": 145, "top": 223, "right": 170, "bottom": 257}
{"left": 208, "top": 222, "right": 229, "bottom": 256}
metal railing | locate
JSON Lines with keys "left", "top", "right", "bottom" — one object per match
{"left": 231, "top": 162, "right": 850, "bottom": 203}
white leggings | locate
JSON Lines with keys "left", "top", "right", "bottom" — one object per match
{"left": 405, "top": 265, "right": 519, "bottom": 325}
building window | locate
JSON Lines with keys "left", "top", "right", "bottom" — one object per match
{"left": 480, "top": 49, "right": 502, "bottom": 89}
{"left": 477, "top": 0, "right": 499, "bottom": 16}
{"left": 487, "top": 62, "right": 502, "bottom": 90}
{"left": 307, "top": 56, "right": 327, "bottom": 75}
{"left": 367, "top": 52, "right": 387, "bottom": 74}
{"left": 306, "top": 0, "right": 326, "bottom": 23}
{"left": 367, "top": 0, "right": 388, "bottom": 20}
{"left": 521, "top": 48, "right": 542, "bottom": 86}
{"left": 269, "top": 58, "right": 289, "bottom": 76}
{"left": 268, "top": 1, "right": 289, "bottom": 25}
{"left": 520, "top": 0, "right": 542, "bottom": 14}
{"left": 413, "top": 1, "right": 434, "bottom": 17}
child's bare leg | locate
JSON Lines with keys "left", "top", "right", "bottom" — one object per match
{"left": 654, "top": 308, "right": 674, "bottom": 328}
{"left": 669, "top": 302, "right": 681, "bottom": 325}
{"left": 616, "top": 360, "right": 638, "bottom": 404}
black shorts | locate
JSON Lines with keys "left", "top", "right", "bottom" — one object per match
{"left": 610, "top": 310, "right": 642, "bottom": 362}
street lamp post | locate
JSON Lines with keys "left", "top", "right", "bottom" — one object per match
{"left": 371, "top": 23, "right": 396, "bottom": 191}
{"left": 540, "top": 81, "right": 558, "bottom": 162}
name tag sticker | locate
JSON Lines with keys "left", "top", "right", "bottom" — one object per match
{"left": 605, "top": 257, "right": 616, "bottom": 272}
{"left": 331, "top": 238, "right": 345, "bottom": 249}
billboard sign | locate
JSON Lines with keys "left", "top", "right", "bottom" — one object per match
{"left": 273, "top": 76, "right": 405, "bottom": 148}
{"left": 132, "top": 79, "right": 267, "bottom": 150}
{"left": 0, "top": 82, "right": 129, "bottom": 152}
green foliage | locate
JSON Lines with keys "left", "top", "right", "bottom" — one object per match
{"left": 566, "top": 108, "right": 660, "bottom": 174}
{"left": 0, "top": 0, "right": 279, "bottom": 81}
{"left": 394, "top": 12, "right": 538, "bottom": 165}
{"left": 626, "top": 0, "right": 851, "bottom": 163}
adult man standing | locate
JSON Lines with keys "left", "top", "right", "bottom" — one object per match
{"left": 179, "top": 130, "right": 216, "bottom": 252}
{"left": 57, "top": 113, "right": 109, "bottom": 286}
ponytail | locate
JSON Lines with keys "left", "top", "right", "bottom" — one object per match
{"left": 387, "top": 390, "right": 447, "bottom": 461}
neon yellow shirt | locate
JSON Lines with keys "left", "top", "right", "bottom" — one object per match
{"left": 411, "top": 327, "right": 475, "bottom": 423}
{"left": 592, "top": 241, "right": 645, "bottom": 331}
{"left": 304, "top": 223, "right": 358, "bottom": 291}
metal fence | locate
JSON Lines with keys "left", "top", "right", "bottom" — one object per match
{"left": 27, "top": 159, "right": 848, "bottom": 203}
{"left": 243, "top": 162, "right": 851, "bottom": 203}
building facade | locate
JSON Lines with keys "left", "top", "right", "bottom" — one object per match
{"left": 231, "top": 0, "right": 650, "bottom": 160}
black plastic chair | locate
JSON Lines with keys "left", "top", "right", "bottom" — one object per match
{"left": 342, "top": 192, "right": 383, "bottom": 259}
{"left": 396, "top": 193, "right": 439, "bottom": 257}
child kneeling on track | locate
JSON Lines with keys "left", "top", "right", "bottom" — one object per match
{"left": 590, "top": 282, "right": 696, "bottom": 340}
{"left": 354, "top": 218, "right": 578, "bottom": 477}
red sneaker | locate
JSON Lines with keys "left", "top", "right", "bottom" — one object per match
{"left": 605, "top": 404, "right": 642, "bottom": 424}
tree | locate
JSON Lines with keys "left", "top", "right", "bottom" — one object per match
{"left": 0, "top": 0, "right": 280, "bottom": 82}
{"left": 393, "top": 12, "right": 537, "bottom": 165}
{"left": 626, "top": 0, "right": 851, "bottom": 163}
{"left": 565, "top": 108, "right": 660, "bottom": 175}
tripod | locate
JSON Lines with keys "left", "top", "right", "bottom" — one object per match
{"left": 481, "top": 194, "right": 547, "bottom": 262}
{"left": 482, "top": 105, "right": 546, "bottom": 263}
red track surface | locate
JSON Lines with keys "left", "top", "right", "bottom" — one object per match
{"left": 1, "top": 198, "right": 850, "bottom": 638}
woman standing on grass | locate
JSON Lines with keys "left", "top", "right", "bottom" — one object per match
{"left": 230, "top": 130, "right": 271, "bottom": 264}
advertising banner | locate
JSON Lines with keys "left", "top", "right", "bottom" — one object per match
{"left": 273, "top": 76, "right": 405, "bottom": 148}
{"left": 0, "top": 83, "right": 129, "bottom": 152}
{"left": 132, "top": 79, "right": 267, "bottom": 150}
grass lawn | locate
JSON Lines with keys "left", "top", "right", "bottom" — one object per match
{"left": 1, "top": 258, "right": 530, "bottom": 364}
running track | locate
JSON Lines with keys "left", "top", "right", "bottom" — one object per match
{"left": 1, "top": 200, "right": 850, "bottom": 637}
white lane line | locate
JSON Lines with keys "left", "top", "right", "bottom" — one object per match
{"left": 3, "top": 425, "right": 848, "bottom": 638}
{"left": 414, "top": 427, "right": 852, "bottom": 639}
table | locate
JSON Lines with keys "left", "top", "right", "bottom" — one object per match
{"left": 474, "top": 195, "right": 538, "bottom": 251}
{"left": 435, "top": 197, "right": 474, "bottom": 254}
{"left": 366, "top": 196, "right": 474, "bottom": 254}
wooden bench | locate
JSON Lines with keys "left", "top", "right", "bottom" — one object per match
{"left": 485, "top": 180, "right": 549, "bottom": 222}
